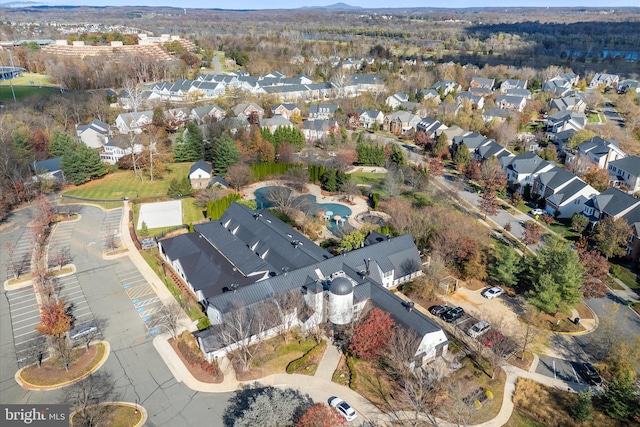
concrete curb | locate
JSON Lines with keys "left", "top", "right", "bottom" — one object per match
{"left": 69, "top": 401, "right": 147, "bottom": 427}
{"left": 15, "top": 340, "right": 111, "bottom": 391}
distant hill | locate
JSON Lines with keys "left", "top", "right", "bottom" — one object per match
{"left": 302, "top": 3, "right": 362, "bottom": 10}
{"left": 0, "top": 1, "right": 47, "bottom": 7}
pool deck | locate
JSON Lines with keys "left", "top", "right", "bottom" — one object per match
{"left": 242, "top": 181, "right": 374, "bottom": 230}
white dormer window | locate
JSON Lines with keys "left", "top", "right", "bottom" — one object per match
{"left": 231, "top": 226, "right": 239, "bottom": 235}
{"left": 223, "top": 219, "right": 231, "bottom": 228}
{"left": 251, "top": 241, "right": 259, "bottom": 251}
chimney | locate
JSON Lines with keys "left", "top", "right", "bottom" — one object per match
{"left": 365, "top": 258, "right": 371, "bottom": 276}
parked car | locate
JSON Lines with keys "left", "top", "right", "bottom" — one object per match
{"left": 579, "top": 362, "right": 602, "bottom": 386}
{"left": 531, "top": 208, "right": 546, "bottom": 216}
{"left": 468, "top": 320, "right": 491, "bottom": 338}
{"left": 328, "top": 396, "right": 358, "bottom": 422}
{"left": 69, "top": 324, "right": 98, "bottom": 340}
{"left": 442, "top": 307, "right": 464, "bottom": 323}
{"left": 429, "top": 305, "right": 450, "bottom": 318}
{"left": 483, "top": 287, "right": 505, "bottom": 300}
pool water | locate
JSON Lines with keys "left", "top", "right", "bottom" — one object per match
{"left": 253, "top": 187, "right": 352, "bottom": 232}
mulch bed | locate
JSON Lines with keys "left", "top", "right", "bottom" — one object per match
{"left": 168, "top": 339, "right": 223, "bottom": 384}
{"left": 21, "top": 344, "right": 98, "bottom": 386}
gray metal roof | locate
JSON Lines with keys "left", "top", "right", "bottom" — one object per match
{"left": 330, "top": 277, "right": 353, "bottom": 296}
{"left": 590, "top": 187, "right": 640, "bottom": 217}
{"left": 189, "top": 160, "right": 211, "bottom": 176}
{"left": 609, "top": 156, "right": 640, "bottom": 175}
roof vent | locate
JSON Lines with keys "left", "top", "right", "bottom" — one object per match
{"left": 405, "top": 301, "right": 415, "bottom": 312}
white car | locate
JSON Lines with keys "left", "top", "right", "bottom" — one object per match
{"left": 328, "top": 396, "right": 358, "bottom": 422}
{"left": 531, "top": 208, "right": 546, "bottom": 216}
{"left": 468, "top": 320, "right": 491, "bottom": 338}
{"left": 483, "top": 287, "right": 505, "bottom": 300}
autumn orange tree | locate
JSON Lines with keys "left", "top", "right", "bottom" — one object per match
{"left": 36, "top": 301, "right": 74, "bottom": 370}
{"left": 297, "top": 404, "right": 348, "bottom": 427}
{"left": 349, "top": 308, "right": 395, "bottom": 362}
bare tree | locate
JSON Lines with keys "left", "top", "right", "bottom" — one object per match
{"left": 122, "top": 79, "right": 145, "bottom": 112}
{"left": 62, "top": 371, "right": 118, "bottom": 427}
{"left": 265, "top": 182, "right": 299, "bottom": 214}
{"left": 226, "top": 164, "right": 253, "bottom": 192}
{"left": 284, "top": 167, "right": 308, "bottom": 192}
{"left": 269, "top": 291, "right": 304, "bottom": 343}
{"left": 4, "top": 242, "right": 30, "bottom": 280}
{"left": 217, "top": 303, "right": 268, "bottom": 372}
{"left": 153, "top": 300, "right": 189, "bottom": 340}
{"left": 49, "top": 244, "right": 72, "bottom": 271}
{"left": 195, "top": 185, "right": 227, "bottom": 208}
{"left": 514, "top": 308, "right": 545, "bottom": 359}
{"left": 340, "top": 179, "right": 359, "bottom": 203}
{"left": 16, "top": 335, "right": 48, "bottom": 368}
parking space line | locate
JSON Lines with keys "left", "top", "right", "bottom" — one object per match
{"left": 13, "top": 315, "right": 42, "bottom": 324}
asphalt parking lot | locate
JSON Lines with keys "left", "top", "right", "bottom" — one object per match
{"left": 5, "top": 286, "right": 45, "bottom": 365}
{"left": 101, "top": 208, "right": 123, "bottom": 251}
{"left": 536, "top": 355, "right": 585, "bottom": 386}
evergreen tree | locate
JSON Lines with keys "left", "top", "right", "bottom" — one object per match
{"left": 173, "top": 123, "right": 204, "bottom": 162}
{"left": 356, "top": 142, "right": 385, "bottom": 166}
{"left": 489, "top": 244, "right": 523, "bottom": 287}
{"left": 453, "top": 143, "right": 471, "bottom": 167}
{"left": 389, "top": 144, "right": 406, "bottom": 166}
{"left": 60, "top": 142, "right": 107, "bottom": 185}
{"left": 571, "top": 389, "right": 593, "bottom": 421}
{"left": 167, "top": 177, "right": 193, "bottom": 198}
{"left": 600, "top": 369, "right": 640, "bottom": 421}
{"left": 527, "top": 235, "right": 585, "bottom": 314}
{"left": 213, "top": 133, "right": 240, "bottom": 174}
{"left": 12, "top": 129, "right": 33, "bottom": 164}
{"left": 49, "top": 130, "right": 75, "bottom": 157}
{"left": 320, "top": 169, "right": 338, "bottom": 192}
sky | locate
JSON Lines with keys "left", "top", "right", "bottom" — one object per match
{"left": 28, "top": 1, "right": 640, "bottom": 9}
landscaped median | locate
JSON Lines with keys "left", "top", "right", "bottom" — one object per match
{"left": 16, "top": 341, "right": 110, "bottom": 390}
{"left": 70, "top": 401, "right": 146, "bottom": 427}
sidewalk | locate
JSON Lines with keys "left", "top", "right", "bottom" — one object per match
{"left": 119, "top": 201, "right": 192, "bottom": 331}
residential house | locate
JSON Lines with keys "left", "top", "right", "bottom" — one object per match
{"left": 32, "top": 157, "right": 64, "bottom": 184}
{"left": 504, "top": 88, "right": 532, "bottom": 99}
{"left": 455, "top": 92, "right": 484, "bottom": 110}
{"left": 419, "top": 89, "right": 442, "bottom": 103}
{"left": 431, "top": 80, "right": 462, "bottom": 96}
{"left": 190, "top": 105, "right": 226, "bottom": 124}
{"left": 469, "top": 87, "right": 494, "bottom": 98}
{"left": 99, "top": 135, "right": 145, "bottom": 164}
{"left": 308, "top": 104, "right": 340, "bottom": 121}
{"left": 577, "top": 137, "right": 625, "bottom": 170}
{"left": 608, "top": 156, "right": 640, "bottom": 193}
{"left": 232, "top": 103, "right": 264, "bottom": 119}
{"left": 438, "top": 126, "right": 468, "bottom": 144}
{"left": 340, "top": 74, "right": 385, "bottom": 97}
{"left": 165, "top": 107, "right": 191, "bottom": 130}
{"left": 617, "top": 79, "right": 640, "bottom": 94}
{"left": 189, "top": 160, "right": 212, "bottom": 189}
{"left": 533, "top": 166, "right": 598, "bottom": 218}
{"left": 474, "top": 140, "right": 514, "bottom": 165}
{"left": 542, "top": 79, "right": 574, "bottom": 97}
{"left": 482, "top": 108, "right": 516, "bottom": 123}
{"left": 469, "top": 77, "right": 495, "bottom": 90}
{"left": 499, "top": 79, "right": 527, "bottom": 93}
{"left": 386, "top": 92, "right": 409, "bottom": 109}
{"left": 300, "top": 119, "right": 339, "bottom": 141}
{"left": 415, "top": 117, "right": 448, "bottom": 139}
{"left": 589, "top": 73, "right": 619, "bottom": 88}
{"left": 160, "top": 203, "right": 448, "bottom": 365}
{"left": 504, "top": 152, "right": 554, "bottom": 194}
{"left": 582, "top": 187, "right": 640, "bottom": 226}
{"left": 115, "top": 110, "right": 153, "bottom": 134}
{"left": 76, "top": 119, "right": 110, "bottom": 149}
{"left": 451, "top": 132, "right": 491, "bottom": 153}
{"left": 549, "top": 96, "right": 586, "bottom": 113}
{"left": 383, "top": 111, "right": 421, "bottom": 135}
{"left": 354, "top": 109, "right": 384, "bottom": 129}
{"left": 260, "top": 115, "right": 294, "bottom": 133}
{"left": 437, "top": 102, "right": 462, "bottom": 117}
{"left": 271, "top": 103, "right": 301, "bottom": 120}
{"left": 208, "top": 176, "right": 229, "bottom": 189}
{"left": 496, "top": 95, "right": 527, "bottom": 112}
{"left": 546, "top": 111, "right": 586, "bottom": 134}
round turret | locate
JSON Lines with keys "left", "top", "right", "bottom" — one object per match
{"left": 328, "top": 277, "right": 354, "bottom": 325}
{"left": 329, "top": 276, "right": 353, "bottom": 296}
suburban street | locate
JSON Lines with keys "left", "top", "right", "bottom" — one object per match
{"left": 0, "top": 203, "right": 231, "bottom": 425}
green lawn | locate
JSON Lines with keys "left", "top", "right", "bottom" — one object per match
{"left": 0, "top": 86, "right": 61, "bottom": 102}
{"left": 63, "top": 163, "right": 192, "bottom": 201}
{"left": 610, "top": 263, "right": 640, "bottom": 291}
{"left": 349, "top": 171, "right": 387, "bottom": 187}
{"left": 587, "top": 113, "right": 605, "bottom": 124}
{"left": 0, "top": 72, "right": 56, "bottom": 87}
{"left": 547, "top": 219, "right": 578, "bottom": 239}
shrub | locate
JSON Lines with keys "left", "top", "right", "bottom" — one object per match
{"left": 486, "top": 390, "right": 494, "bottom": 400}
{"left": 346, "top": 355, "right": 357, "bottom": 390}
{"left": 286, "top": 341, "right": 327, "bottom": 374}
{"left": 197, "top": 317, "right": 211, "bottom": 331}
{"left": 474, "top": 400, "right": 482, "bottom": 409}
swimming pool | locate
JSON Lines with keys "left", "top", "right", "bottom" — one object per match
{"left": 253, "top": 187, "right": 352, "bottom": 232}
